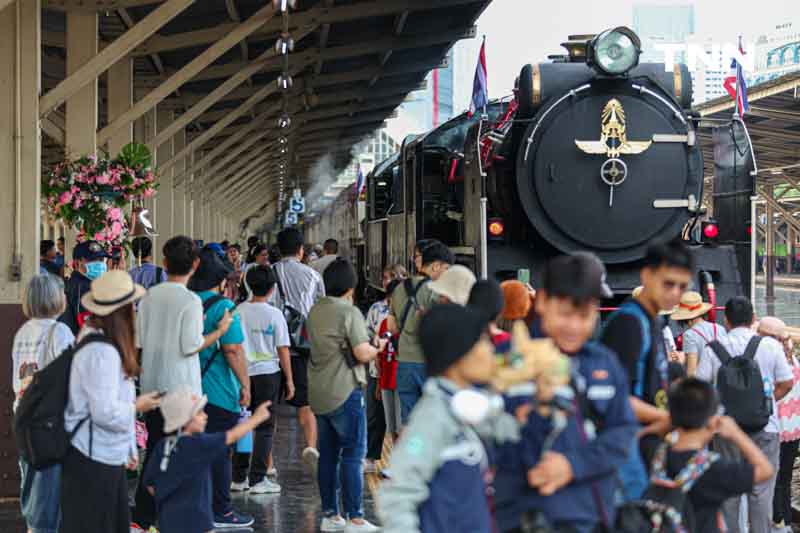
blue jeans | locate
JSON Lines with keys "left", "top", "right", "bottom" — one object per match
{"left": 317, "top": 388, "right": 367, "bottom": 520}
{"left": 396, "top": 362, "right": 426, "bottom": 425}
{"left": 19, "top": 459, "right": 61, "bottom": 533}
{"left": 205, "top": 403, "right": 240, "bottom": 517}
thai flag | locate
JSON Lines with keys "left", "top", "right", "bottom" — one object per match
{"left": 723, "top": 36, "right": 750, "bottom": 116}
{"left": 469, "top": 39, "right": 489, "bottom": 116}
{"left": 354, "top": 164, "right": 365, "bottom": 200}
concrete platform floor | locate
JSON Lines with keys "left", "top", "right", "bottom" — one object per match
{"left": 0, "top": 405, "right": 383, "bottom": 532}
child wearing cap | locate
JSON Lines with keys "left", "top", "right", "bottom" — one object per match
{"left": 494, "top": 253, "right": 638, "bottom": 533}
{"left": 142, "top": 387, "right": 271, "bottom": 533}
{"left": 379, "top": 304, "right": 520, "bottom": 533}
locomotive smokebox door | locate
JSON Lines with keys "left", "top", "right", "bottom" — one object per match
{"left": 516, "top": 79, "right": 702, "bottom": 265}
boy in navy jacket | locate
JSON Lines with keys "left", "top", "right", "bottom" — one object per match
{"left": 494, "top": 253, "right": 638, "bottom": 533}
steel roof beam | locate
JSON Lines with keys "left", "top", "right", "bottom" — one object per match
{"left": 97, "top": 2, "right": 277, "bottom": 145}
{"left": 39, "top": 0, "right": 194, "bottom": 117}
{"left": 131, "top": 0, "right": 483, "bottom": 56}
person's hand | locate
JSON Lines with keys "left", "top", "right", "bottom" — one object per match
{"left": 373, "top": 336, "right": 388, "bottom": 351}
{"left": 217, "top": 309, "right": 233, "bottom": 335}
{"left": 285, "top": 380, "right": 296, "bottom": 401}
{"left": 669, "top": 351, "right": 686, "bottom": 364}
{"left": 252, "top": 401, "right": 272, "bottom": 423}
{"left": 127, "top": 455, "right": 139, "bottom": 471}
{"left": 515, "top": 403, "right": 534, "bottom": 424}
{"left": 135, "top": 391, "right": 161, "bottom": 413}
{"left": 713, "top": 415, "right": 743, "bottom": 440}
{"left": 527, "top": 451, "right": 574, "bottom": 495}
{"left": 239, "top": 386, "right": 251, "bottom": 407}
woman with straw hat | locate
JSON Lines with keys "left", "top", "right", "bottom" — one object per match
{"left": 672, "top": 291, "right": 724, "bottom": 377}
{"left": 60, "top": 270, "right": 162, "bottom": 533}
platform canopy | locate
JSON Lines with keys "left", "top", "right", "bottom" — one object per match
{"left": 37, "top": 0, "right": 489, "bottom": 230}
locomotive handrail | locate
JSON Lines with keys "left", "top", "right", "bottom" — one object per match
{"left": 631, "top": 83, "right": 687, "bottom": 125}
{"left": 523, "top": 84, "right": 591, "bottom": 161}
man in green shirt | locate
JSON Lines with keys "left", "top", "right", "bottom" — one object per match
{"left": 386, "top": 240, "right": 453, "bottom": 426}
{"left": 307, "top": 258, "right": 386, "bottom": 533}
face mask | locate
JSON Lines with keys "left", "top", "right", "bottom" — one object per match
{"left": 85, "top": 261, "right": 107, "bottom": 280}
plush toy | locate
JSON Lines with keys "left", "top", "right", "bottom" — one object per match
{"left": 491, "top": 321, "right": 571, "bottom": 416}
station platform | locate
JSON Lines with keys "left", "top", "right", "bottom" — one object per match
{"left": 0, "top": 405, "right": 382, "bottom": 533}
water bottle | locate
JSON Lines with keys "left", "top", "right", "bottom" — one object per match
{"left": 236, "top": 408, "right": 253, "bottom": 454}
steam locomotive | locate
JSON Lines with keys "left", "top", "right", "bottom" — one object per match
{"left": 307, "top": 27, "right": 748, "bottom": 306}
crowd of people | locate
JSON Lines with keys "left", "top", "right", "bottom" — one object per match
{"left": 9, "top": 231, "right": 800, "bottom": 533}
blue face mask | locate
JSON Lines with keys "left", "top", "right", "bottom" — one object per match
{"left": 85, "top": 261, "right": 107, "bottom": 280}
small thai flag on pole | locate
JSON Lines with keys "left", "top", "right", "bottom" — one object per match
{"left": 723, "top": 36, "right": 750, "bottom": 116}
{"left": 354, "top": 164, "right": 365, "bottom": 201}
{"left": 469, "top": 37, "right": 488, "bottom": 117}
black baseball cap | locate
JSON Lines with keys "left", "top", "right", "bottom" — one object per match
{"left": 570, "top": 251, "right": 613, "bottom": 299}
{"left": 420, "top": 304, "right": 489, "bottom": 376}
{"left": 73, "top": 240, "right": 109, "bottom": 261}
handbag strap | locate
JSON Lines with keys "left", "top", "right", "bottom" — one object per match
{"left": 201, "top": 295, "right": 227, "bottom": 376}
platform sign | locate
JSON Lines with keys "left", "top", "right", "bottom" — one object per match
{"left": 285, "top": 211, "right": 298, "bottom": 226}
{"left": 290, "top": 188, "right": 305, "bottom": 214}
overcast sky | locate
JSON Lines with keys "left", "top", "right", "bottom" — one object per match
{"left": 476, "top": 0, "right": 800, "bottom": 98}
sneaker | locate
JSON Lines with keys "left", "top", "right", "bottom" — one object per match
{"left": 344, "top": 519, "right": 381, "bottom": 532}
{"left": 320, "top": 515, "right": 346, "bottom": 532}
{"left": 230, "top": 479, "right": 249, "bottom": 492}
{"left": 249, "top": 478, "right": 281, "bottom": 494}
{"left": 213, "top": 511, "right": 255, "bottom": 529}
{"left": 267, "top": 466, "right": 278, "bottom": 477}
{"left": 302, "top": 446, "right": 320, "bottom": 475}
{"left": 130, "top": 523, "right": 146, "bottom": 533}
{"left": 363, "top": 460, "right": 378, "bottom": 474}
{"left": 379, "top": 468, "right": 392, "bottom": 480}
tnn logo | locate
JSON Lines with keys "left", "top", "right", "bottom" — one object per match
{"left": 654, "top": 42, "right": 756, "bottom": 73}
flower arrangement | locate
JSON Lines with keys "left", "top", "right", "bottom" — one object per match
{"left": 42, "top": 143, "right": 157, "bottom": 247}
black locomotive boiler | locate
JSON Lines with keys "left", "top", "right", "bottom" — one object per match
{"left": 361, "top": 28, "right": 744, "bottom": 305}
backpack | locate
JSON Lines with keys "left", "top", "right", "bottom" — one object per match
{"left": 615, "top": 444, "right": 719, "bottom": 533}
{"left": 604, "top": 300, "right": 660, "bottom": 399}
{"left": 708, "top": 336, "right": 770, "bottom": 433}
{"left": 201, "top": 294, "right": 227, "bottom": 376}
{"left": 273, "top": 267, "right": 311, "bottom": 357}
{"left": 152, "top": 266, "right": 164, "bottom": 287}
{"left": 397, "top": 278, "right": 430, "bottom": 342}
{"left": 14, "top": 333, "right": 109, "bottom": 469}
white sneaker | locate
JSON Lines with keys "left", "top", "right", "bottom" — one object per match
{"left": 267, "top": 466, "right": 278, "bottom": 477}
{"left": 320, "top": 515, "right": 346, "bottom": 532}
{"left": 249, "top": 478, "right": 281, "bottom": 494}
{"left": 302, "top": 446, "right": 320, "bottom": 475}
{"left": 344, "top": 519, "right": 381, "bottom": 532}
{"left": 230, "top": 480, "right": 249, "bottom": 492}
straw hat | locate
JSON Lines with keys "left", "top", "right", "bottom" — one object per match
{"left": 161, "top": 386, "right": 208, "bottom": 434}
{"left": 428, "top": 265, "right": 477, "bottom": 306}
{"left": 632, "top": 286, "right": 676, "bottom": 316}
{"left": 81, "top": 270, "right": 145, "bottom": 316}
{"left": 671, "top": 291, "right": 713, "bottom": 321}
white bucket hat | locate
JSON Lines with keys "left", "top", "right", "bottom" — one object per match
{"left": 161, "top": 386, "right": 208, "bottom": 434}
{"left": 81, "top": 270, "right": 146, "bottom": 316}
{"left": 428, "top": 265, "right": 477, "bottom": 306}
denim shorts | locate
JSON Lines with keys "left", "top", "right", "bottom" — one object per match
{"left": 19, "top": 459, "right": 61, "bottom": 533}
{"left": 396, "top": 362, "right": 427, "bottom": 425}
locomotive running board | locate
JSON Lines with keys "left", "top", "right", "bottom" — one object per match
{"left": 653, "top": 194, "right": 698, "bottom": 211}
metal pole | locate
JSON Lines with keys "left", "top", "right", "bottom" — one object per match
{"left": 750, "top": 195, "right": 757, "bottom": 304}
{"left": 765, "top": 184, "right": 776, "bottom": 315}
{"left": 478, "top": 109, "right": 488, "bottom": 280}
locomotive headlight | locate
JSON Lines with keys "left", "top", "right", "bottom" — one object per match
{"left": 588, "top": 27, "right": 641, "bottom": 76}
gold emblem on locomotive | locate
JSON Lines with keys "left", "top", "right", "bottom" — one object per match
{"left": 575, "top": 98, "right": 652, "bottom": 158}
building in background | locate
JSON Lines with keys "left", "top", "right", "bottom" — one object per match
{"left": 689, "top": 37, "right": 728, "bottom": 105}
{"left": 751, "top": 21, "right": 800, "bottom": 85}
{"left": 633, "top": 3, "right": 695, "bottom": 64}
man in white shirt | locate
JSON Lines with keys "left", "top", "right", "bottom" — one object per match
{"left": 270, "top": 228, "right": 325, "bottom": 471}
{"left": 310, "top": 239, "right": 338, "bottom": 276}
{"left": 233, "top": 265, "right": 293, "bottom": 494}
{"left": 697, "top": 296, "right": 793, "bottom": 533}
{"left": 133, "top": 236, "right": 233, "bottom": 530}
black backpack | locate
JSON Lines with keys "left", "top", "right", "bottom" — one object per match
{"left": 397, "top": 278, "right": 430, "bottom": 343}
{"left": 708, "top": 336, "right": 770, "bottom": 433}
{"left": 616, "top": 444, "right": 719, "bottom": 533}
{"left": 14, "top": 333, "right": 109, "bottom": 469}
{"left": 273, "top": 267, "right": 311, "bottom": 357}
